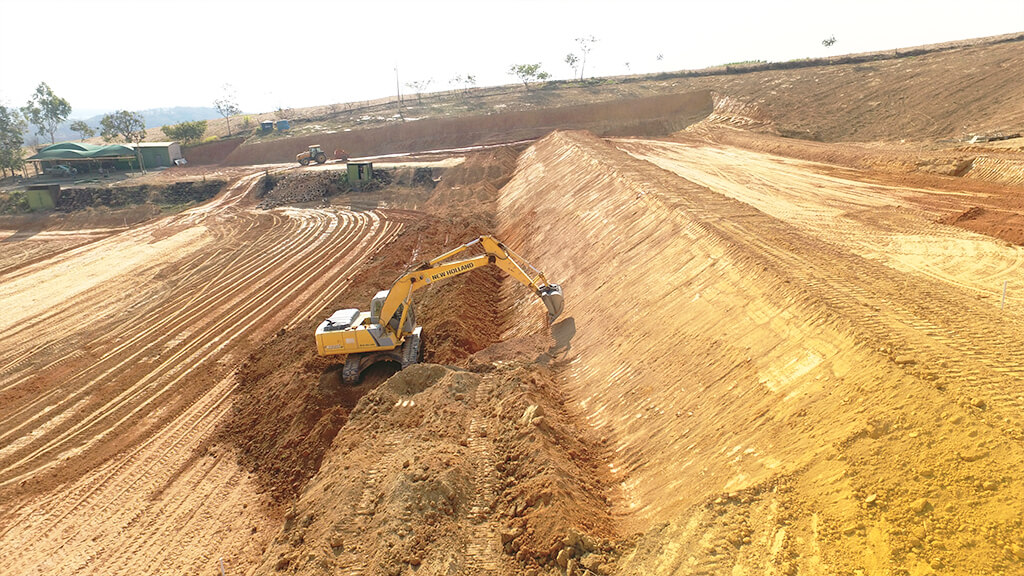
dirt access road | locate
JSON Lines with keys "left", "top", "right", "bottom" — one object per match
{"left": 0, "top": 168, "right": 404, "bottom": 575}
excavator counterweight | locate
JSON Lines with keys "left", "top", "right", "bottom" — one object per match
{"left": 315, "top": 235, "right": 563, "bottom": 384}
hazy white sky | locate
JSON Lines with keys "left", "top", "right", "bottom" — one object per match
{"left": 1, "top": 0, "right": 1021, "bottom": 117}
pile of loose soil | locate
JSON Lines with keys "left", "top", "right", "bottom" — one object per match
{"left": 257, "top": 171, "right": 345, "bottom": 208}
{"left": 56, "top": 180, "right": 227, "bottom": 211}
{"left": 250, "top": 362, "right": 618, "bottom": 576}
{"left": 941, "top": 205, "right": 986, "bottom": 225}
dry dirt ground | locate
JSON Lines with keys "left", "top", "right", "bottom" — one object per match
{"left": 2, "top": 40, "right": 1024, "bottom": 576}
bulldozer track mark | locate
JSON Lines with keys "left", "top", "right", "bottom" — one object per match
{"left": 0, "top": 208, "right": 388, "bottom": 486}
{"left": 464, "top": 378, "right": 502, "bottom": 574}
{"left": 290, "top": 218, "right": 404, "bottom": 327}
{"left": 330, "top": 431, "right": 418, "bottom": 576}
{"left": 0, "top": 162, "right": 396, "bottom": 575}
{"left": 621, "top": 138, "right": 1024, "bottom": 433}
{"left": 0, "top": 375, "right": 236, "bottom": 547}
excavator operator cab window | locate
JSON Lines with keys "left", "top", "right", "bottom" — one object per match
{"left": 369, "top": 289, "right": 390, "bottom": 324}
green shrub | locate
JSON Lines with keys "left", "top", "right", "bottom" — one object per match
{"left": 0, "top": 190, "right": 30, "bottom": 214}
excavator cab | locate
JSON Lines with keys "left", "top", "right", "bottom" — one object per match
{"left": 370, "top": 289, "right": 415, "bottom": 334}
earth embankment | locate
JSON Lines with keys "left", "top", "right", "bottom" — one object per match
{"left": 495, "top": 130, "right": 1024, "bottom": 574}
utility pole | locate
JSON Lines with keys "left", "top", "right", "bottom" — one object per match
{"left": 394, "top": 65, "right": 404, "bottom": 120}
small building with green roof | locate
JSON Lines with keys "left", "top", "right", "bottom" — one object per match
{"left": 26, "top": 141, "right": 183, "bottom": 174}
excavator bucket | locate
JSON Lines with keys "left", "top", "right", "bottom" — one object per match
{"left": 539, "top": 285, "right": 564, "bottom": 323}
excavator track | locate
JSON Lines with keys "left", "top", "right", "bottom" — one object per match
{"left": 400, "top": 328, "right": 423, "bottom": 369}
{"left": 342, "top": 354, "right": 361, "bottom": 385}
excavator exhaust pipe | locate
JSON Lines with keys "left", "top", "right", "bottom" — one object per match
{"left": 539, "top": 285, "right": 564, "bottom": 323}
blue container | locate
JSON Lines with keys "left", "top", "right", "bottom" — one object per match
{"left": 276, "top": 120, "right": 291, "bottom": 131}
{"left": 260, "top": 121, "right": 274, "bottom": 133}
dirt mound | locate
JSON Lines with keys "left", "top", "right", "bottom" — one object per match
{"left": 941, "top": 205, "right": 986, "bottom": 224}
{"left": 257, "top": 171, "right": 344, "bottom": 208}
{"left": 694, "top": 94, "right": 777, "bottom": 133}
{"left": 425, "top": 146, "right": 520, "bottom": 214}
{"left": 216, "top": 325, "right": 353, "bottom": 502}
{"left": 251, "top": 362, "right": 617, "bottom": 576}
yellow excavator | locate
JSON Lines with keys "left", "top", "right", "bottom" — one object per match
{"left": 315, "top": 235, "right": 564, "bottom": 384}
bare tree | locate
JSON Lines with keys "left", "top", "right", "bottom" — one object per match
{"left": 214, "top": 84, "right": 241, "bottom": 137}
{"left": 822, "top": 36, "right": 837, "bottom": 63}
{"left": 575, "top": 35, "right": 598, "bottom": 79}
{"left": 405, "top": 79, "right": 433, "bottom": 102}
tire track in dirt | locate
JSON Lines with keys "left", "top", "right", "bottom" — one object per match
{"left": 0, "top": 209, "right": 384, "bottom": 486}
{"left": 0, "top": 165, "right": 405, "bottom": 575}
{"left": 620, "top": 138, "right": 1024, "bottom": 430}
{"left": 0, "top": 175, "right": 266, "bottom": 383}
{"left": 0, "top": 215, "right": 303, "bottom": 445}
{"left": 619, "top": 139, "right": 1024, "bottom": 297}
{"left": 464, "top": 377, "right": 502, "bottom": 574}
{"left": 0, "top": 372, "right": 240, "bottom": 574}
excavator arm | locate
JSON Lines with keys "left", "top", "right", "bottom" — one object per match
{"left": 377, "top": 235, "right": 564, "bottom": 335}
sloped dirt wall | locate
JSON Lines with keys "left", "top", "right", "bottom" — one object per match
{"left": 222, "top": 91, "right": 712, "bottom": 166}
{"left": 496, "top": 130, "right": 1024, "bottom": 575}
{"left": 182, "top": 137, "right": 245, "bottom": 165}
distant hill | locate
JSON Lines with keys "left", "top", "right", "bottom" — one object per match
{"left": 27, "top": 107, "right": 221, "bottom": 145}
